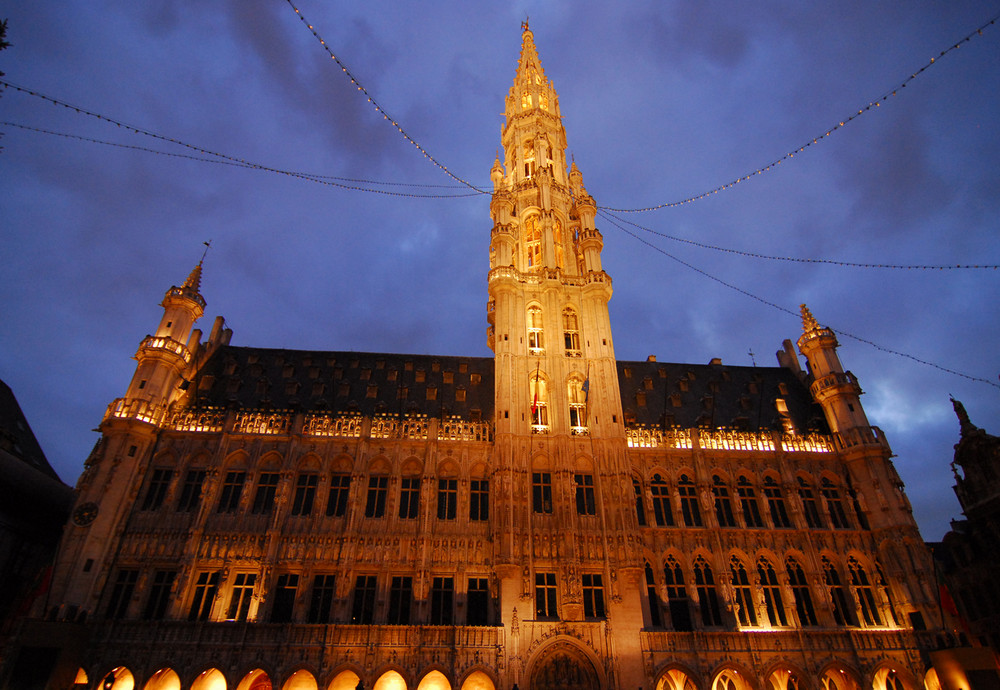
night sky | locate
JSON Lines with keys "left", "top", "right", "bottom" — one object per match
{"left": 2, "top": 2, "right": 998, "bottom": 540}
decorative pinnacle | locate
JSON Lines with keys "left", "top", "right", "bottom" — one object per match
{"left": 800, "top": 304, "right": 819, "bottom": 333}
{"left": 183, "top": 262, "right": 203, "bottom": 292}
{"left": 950, "top": 397, "right": 977, "bottom": 437}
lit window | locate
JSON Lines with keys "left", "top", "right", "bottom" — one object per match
{"left": 530, "top": 372, "right": 548, "bottom": 432}
{"left": 562, "top": 309, "right": 581, "bottom": 355}
{"left": 527, "top": 304, "right": 544, "bottom": 351}
{"left": 523, "top": 141, "right": 536, "bottom": 178}
{"left": 568, "top": 377, "right": 587, "bottom": 433}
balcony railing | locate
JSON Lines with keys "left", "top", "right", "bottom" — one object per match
{"left": 626, "top": 426, "right": 833, "bottom": 453}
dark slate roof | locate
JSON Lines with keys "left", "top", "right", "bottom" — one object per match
{"left": 193, "top": 347, "right": 496, "bottom": 422}
{"left": 616, "top": 359, "right": 829, "bottom": 434}
{"left": 0, "top": 378, "right": 61, "bottom": 481}
{"left": 191, "top": 347, "right": 826, "bottom": 433}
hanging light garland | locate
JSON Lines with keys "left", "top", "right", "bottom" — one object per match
{"left": 595, "top": 209, "right": 998, "bottom": 271}
{"left": 600, "top": 13, "right": 1000, "bottom": 214}
{"left": 598, "top": 210, "right": 1000, "bottom": 389}
{"left": 0, "top": 85, "right": 486, "bottom": 199}
{"left": 284, "top": 0, "right": 487, "bottom": 194}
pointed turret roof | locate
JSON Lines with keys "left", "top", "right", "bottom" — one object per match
{"left": 506, "top": 23, "right": 560, "bottom": 119}
{"left": 183, "top": 261, "right": 203, "bottom": 292}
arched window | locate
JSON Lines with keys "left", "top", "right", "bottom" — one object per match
{"left": 562, "top": 308, "right": 580, "bottom": 356}
{"left": 797, "top": 477, "right": 823, "bottom": 528}
{"left": 523, "top": 141, "right": 536, "bottom": 178}
{"left": 568, "top": 377, "right": 587, "bottom": 433}
{"left": 884, "top": 672, "right": 904, "bottom": 690}
{"left": 530, "top": 371, "right": 548, "bottom": 432}
{"left": 678, "top": 474, "right": 702, "bottom": 527}
{"left": 650, "top": 474, "right": 674, "bottom": 526}
{"left": 821, "top": 478, "right": 850, "bottom": 529}
{"left": 757, "top": 558, "right": 788, "bottom": 626}
{"left": 737, "top": 476, "right": 763, "bottom": 527}
{"left": 786, "top": 557, "right": 817, "bottom": 626}
{"left": 712, "top": 475, "right": 736, "bottom": 527}
{"left": 664, "top": 555, "right": 692, "bottom": 631}
{"left": 527, "top": 305, "right": 544, "bottom": 352}
{"left": 763, "top": 476, "right": 790, "bottom": 527}
{"left": 823, "top": 557, "right": 856, "bottom": 626}
{"left": 694, "top": 556, "right": 723, "bottom": 626}
{"left": 848, "top": 557, "right": 882, "bottom": 626}
{"left": 730, "top": 556, "right": 758, "bottom": 626}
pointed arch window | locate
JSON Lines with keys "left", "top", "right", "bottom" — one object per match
{"left": 848, "top": 557, "right": 882, "bottom": 626}
{"left": 530, "top": 372, "right": 548, "bottom": 432}
{"left": 664, "top": 555, "right": 692, "bottom": 631}
{"left": 786, "top": 558, "right": 817, "bottom": 626}
{"left": 737, "top": 475, "right": 763, "bottom": 527}
{"left": 763, "top": 476, "right": 791, "bottom": 528}
{"left": 694, "top": 556, "right": 723, "bottom": 626}
{"left": 730, "top": 557, "right": 758, "bottom": 626}
{"left": 823, "top": 557, "right": 855, "bottom": 626}
{"left": 821, "top": 478, "right": 850, "bottom": 529}
{"left": 650, "top": 474, "right": 674, "bottom": 526}
{"left": 678, "top": 474, "right": 702, "bottom": 527}
{"left": 568, "top": 377, "right": 587, "bottom": 434}
{"left": 757, "top": 558, "right": 788, "bottom": 626}
{"left": 527, "top": 304, "right": 544, "bottom": 352}
{"left": 633, "top": 479, "right": 647, "bottom": 526}
{"left": 798, "top": 477, "right": 824, "bottom": 528}
{"left": 523, "top": 141, "right": 536, "bottom": 178}
{"left": 712, "top": 475, "right": 736, "bottom": 527}
{"left": 562, "top": 308, "right": 581, "bottom": 356}
{"left": 521, "top": 91, "right": 532, "bottom": 110}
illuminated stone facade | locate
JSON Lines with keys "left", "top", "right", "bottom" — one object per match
{"left": 6, "top": 24, "right": 977, "bottom": 690}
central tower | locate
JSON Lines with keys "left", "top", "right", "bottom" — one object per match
{"left": 488, "top": 22, "right": 623, "bottom": 443}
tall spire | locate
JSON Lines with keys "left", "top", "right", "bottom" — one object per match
{"left": 183, "top": 261, "right": 203, "bottom": 292}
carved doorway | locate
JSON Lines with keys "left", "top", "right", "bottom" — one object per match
{"left": 529, "top": 643, "right": 601, "bottom": 690}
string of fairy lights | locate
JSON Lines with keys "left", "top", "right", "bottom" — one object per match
{"left": 3, "top": 9, "right": 998, "bottom": 387}
{"left": 597, "top": 211, "right": 1000, "bottom": 390}
{"left": 283, "top": 0, "right": 487, "bottom": 194}
{"left": 598, "top": 12, "right": 1000, "bottom": 213}
{"left": 0, "top": 92, "right": 481, "bottom": 199}
{"left": 596, "top": 209, "right": 999, "bottom": 271}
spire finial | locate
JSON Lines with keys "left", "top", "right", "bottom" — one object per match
{"left": 522, "top": 16, "right": 530, "bottom": 33}
{"left": 800, "top": 304, "right": 819, "bottom": 333}
{"left": 951, "top": 397, "right": 978, "bottom": 437}
{"left": 183, "top": 241, "right": 211, "bottom": 292}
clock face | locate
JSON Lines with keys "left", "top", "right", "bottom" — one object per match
{"left": 72, "top": 502, "right": 99, "bottom": 527}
